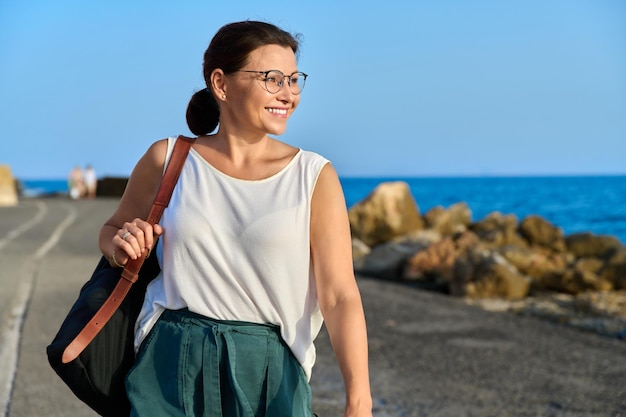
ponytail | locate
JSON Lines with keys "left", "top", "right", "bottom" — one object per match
{"left": 185, "top": 88, "right": 220, "bottom": 136}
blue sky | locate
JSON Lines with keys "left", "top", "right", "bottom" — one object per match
{"left": 1, "top": 0, "right": 625, "bottom": 179}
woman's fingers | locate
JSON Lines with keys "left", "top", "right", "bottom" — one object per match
{"left": 115, "top": 228, "right": 140, "bottom": 260}
{"left": 116, "top": 219, "right": 159, "bottom": 260}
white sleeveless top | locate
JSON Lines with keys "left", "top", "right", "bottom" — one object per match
{"left": 134, "top": 137, "right": 330, "bottom": 380}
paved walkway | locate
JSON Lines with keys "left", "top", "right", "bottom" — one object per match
{"left": 1, "top": 198, "right": 625, "bottom": 417}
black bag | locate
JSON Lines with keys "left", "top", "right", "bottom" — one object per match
{"left": 46, "top": 135, "right": 193, "bottom": 417}
{"left": 46, "top": 251, "right": 160, "bottom": 416}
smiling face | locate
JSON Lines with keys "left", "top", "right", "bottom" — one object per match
{"left": 213, "top": 44, "right": 301, "bottom": 139}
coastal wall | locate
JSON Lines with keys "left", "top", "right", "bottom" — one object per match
{"left": 96, "top": 177, "right": 128, "bottom": 197}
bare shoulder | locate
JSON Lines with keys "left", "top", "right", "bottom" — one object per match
{"left": 141, "top": 138, "right": 169, "bottom": 171}
{"left": 115, "top": 138, "right": 171, "bottom": 220}
{"left": 312, "top": 162, "right": 345, "bottom": 212}
{"left": 315, "top": 162, "right": 340, "bottom": 189}
{"left": 130, "top": 138, "right": 171, "bottom": 188}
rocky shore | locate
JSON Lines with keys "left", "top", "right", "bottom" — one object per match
{"left": 349, "top": 181, "right": 626, "bottom": 339}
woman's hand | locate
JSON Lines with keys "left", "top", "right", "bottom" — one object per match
{"left": 344, "top": 403, "right": 373, "bottom": 417}
{"left": 98, "top": 139, "right": 168, "bottom": 268}
{"left": 110, "top": 218, "right": 163, "bottom": 267}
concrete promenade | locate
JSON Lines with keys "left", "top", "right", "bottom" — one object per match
{"left": 0, "top": 198, "right": 625, "bottom": 417}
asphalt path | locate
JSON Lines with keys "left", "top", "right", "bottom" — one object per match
{"left": 1, "top": 198, "right": 624, "bottom": 417}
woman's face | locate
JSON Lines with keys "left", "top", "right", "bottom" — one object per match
{"left": 221, "top": 44, "right": 301, "bottom": 138}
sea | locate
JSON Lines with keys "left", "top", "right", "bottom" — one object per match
{"left": 19, "top": 175, "right": 626, "bottom": 244}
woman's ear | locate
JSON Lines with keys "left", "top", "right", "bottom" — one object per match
{"left": 210, "top": 69, "right": 227, "bottom": 101}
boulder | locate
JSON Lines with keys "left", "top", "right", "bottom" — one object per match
{"left": 470, "top": 211, "right": 527, "bottom": 248}
{"left": 354, "top": 230, "right": 440, "bottom": 280}
{"left": 354, "top": 241, "right": 419, "bottom": 281}
{"left": 518, "top": 215, "right": 566, "bottom": 252}
{"left": 348, "top": 181, "right": 423, "bottom": 247}
{"left": 453, "top": 230, "right": 482, "bottom": 253}
{"left": 565, "top": 233, "right": 624, "bottom": 259}
{"left": 600, "top": 263, "right": 626, "bottom": 290}
{"left": 600, "top": 248, "right": 626, "bottom": 289}
{"left": 498, "top": 244, "right": 570, "bottom": 289}
{"left": 0, "top": 165, "right": 18, "bottom": 206}
{"left": 403, "top": 237, "right": 456, "bottom": 283}
{"left": 606, "top": 246, "right": 626, "bottom": 265}
{"left": 543, "top": 268, "right": 613, "bottom": 294}
{"left": 423, "top": 202, "right": 472, "bottom": 236}
{"left": 451, "top": 248, "right": 531, "bottom": 299}
{"left": 468, "top": 262, "right": 532, "bottom": 299}
{"left": 574, "top": 257, "right": 604, "bottom": 275}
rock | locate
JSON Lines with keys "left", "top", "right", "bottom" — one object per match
{"left": 423, "top": 202, "right": 472, "bottom": 236}
{"left": 470, "top": 211, "right": 527, "bottom": 248}
{"left": 501, "top": 248, "right": 615, "bottom": 295}
{"left": 348, "top": 181, "right": 423, "bottom": 247}
{"left": 543, "top": 268, "right": 613, "bottom": 294}
{"left": 498, "top": 244, "right": 570, "bottom": 289}
{"left": 453, "top": 230, "right": 482, "bottom": 253}
{"left": 451, "top": 247, "right": 531, "bottom": 299}
{"left": 606, "top": 246, "right": 626, "bottom": 265}
{"left": 0, "top": 165, "right": 18, "bottom": 206}
{"left": 574, "top": 257, "right": 604, "bottom": 275}
{"left": 565, "top": 232, "right": 623, "bottom": 258}
{"left": 600, "top": 262, "right": 626, "bottom": 290}
{"left": 354, "top": 231, "right": 440, "bottom": 280}
{"left": 399, "top": 229, "right": 443, "bottom": 244}
{"left": 602, "top": 247, "right": 626, "bottom": 289}
{"left": 354, "top": 242, "right": 419, "bottom": 281}
{"left": 480, "top": 261, "right": 532, "bottom": 299}
{"left": 403, "top": 237, "right": 455, "bottom": 282}
{"left": 518, "top": 215, "right": 566, "bottom": 252}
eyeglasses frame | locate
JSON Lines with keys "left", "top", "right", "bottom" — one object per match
{"left": 235, "top": 70, "right": 308, "bottom": 95}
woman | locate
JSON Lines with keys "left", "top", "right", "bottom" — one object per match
{"left": 83, "top": 164, "right": 97, "bottom": 199}
{"left": 68, "top": 165, "right": 85, "bottom": 200}
{"left": 99, "top": 20, "right": 372, "bottom": 417}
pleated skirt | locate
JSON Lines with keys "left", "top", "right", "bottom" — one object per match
{"left": 125, "top": 309, "right": 313, "bottom": 417}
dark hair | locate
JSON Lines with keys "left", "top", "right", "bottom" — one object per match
{"left": 186, "top": 21, "right": 301, "bottom": 136}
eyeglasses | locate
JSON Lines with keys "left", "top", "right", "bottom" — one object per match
{"left": 236, "top": 70, "right": 308, "bottom": 95}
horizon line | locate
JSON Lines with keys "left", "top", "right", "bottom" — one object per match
{"left": 15, "top": 172, "right": 626, "bottom": 181}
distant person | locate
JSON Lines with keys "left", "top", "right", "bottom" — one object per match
{"left": 83, "top": 164, "right": 97, "bottom": 199}
{"left": 67, "top": 165, "right": 85, "bottom": 200}
{"left": 98, "top": 21, "right": 372, "bottom": 416}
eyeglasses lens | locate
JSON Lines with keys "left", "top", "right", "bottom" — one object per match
{"left": 264, "top": 70, "right": 306, "bottom": 94}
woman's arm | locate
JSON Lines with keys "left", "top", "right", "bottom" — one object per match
{"left": 98, "top": 139, "right": 169, "bottom": 267}
{"left": 310, "top": 163, "right": 373, "bottom": 417}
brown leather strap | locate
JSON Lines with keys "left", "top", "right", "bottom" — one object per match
{"left": 62, "top": 135, "right": 194, "bottom": 364}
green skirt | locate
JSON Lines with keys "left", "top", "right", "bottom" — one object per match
{"left": 125, "top": 309, "right": 313, "bottom": 417}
